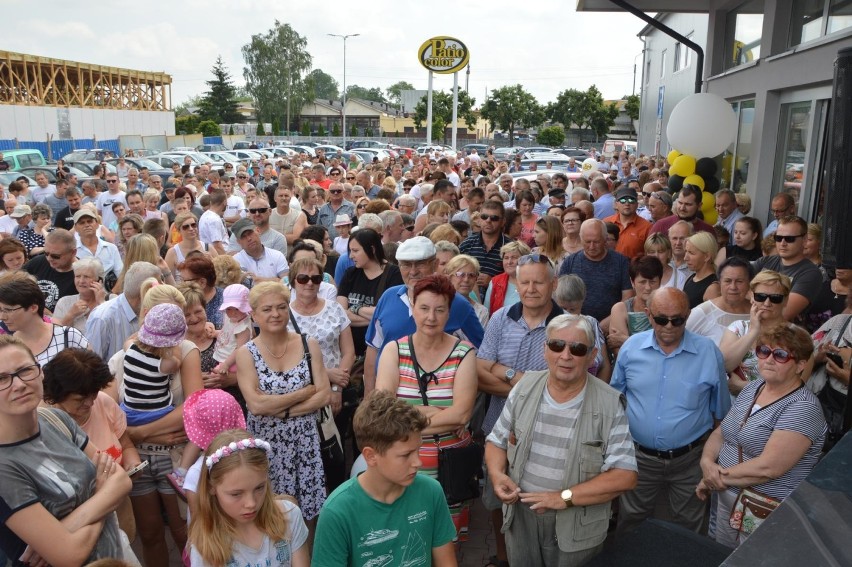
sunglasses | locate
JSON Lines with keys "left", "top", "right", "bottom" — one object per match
{"left": 329, "top": 189, "right": 343, "bottom": 194}
{"left": 330, "top": 171, "right": 341, "bottom": 175}
{"left": 357, "top": 204, "right": 367, "bottom": 209}
{"left": 248, "top": 207, "right": 269, "bottom": 214}
{"left": 642, "top": 192, "right": 654, "bottom": 198}
{"left": 106, "top": 179, "right": 118, "bottom": 183}
{"left": 480, "top": 214, "right": 503, "bottom": 222}
{"left": 295, "top": 274, "right": 323, "bottom": 285}
{"left": 651, "top": 314, "right": 687, "bottom": 327}
{"left": 753, "top": 292, "right": 784, "bottom": 304}
{"left": 518, "top": 253, "right": 554, "bottom": 268}
{"left": 755, "top": 344, "right": 795, "bottom": 363}
{"left": 617, "top": 197, "right": 638, "bottom": 204}
{"left": 237, "top": 175, "right": 248, "bottom": 179}
{"left": 404, "top": 225, "right": 415, "bottom": 231}
{"left": 46, "top": 252, "right": 66, "bottom": 259}
{"left": 546, "top": 339, "right": 590, "bottom": 356}
{"left": 346, "top": 176, "right": 356, "bottom": 180}
{"left": 181, "top": 223, "right": 198, "bottom": 230}
{"left": 773, "top": 233, "right": 805, "bottom": 243}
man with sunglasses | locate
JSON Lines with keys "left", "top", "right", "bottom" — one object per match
{"left": 751, "top": 215, "right": 822, "bottom": 323}
{"left": 95, "top": 173, "right": 127, "bottom": 229}
{"left": 227, "top": 196, "right": 286, "bottom": 255}
{"left": 611, "top": 287, "right": 730, "bottom": 535}
{"left": 485, "top": 314, "right": 637, "bottom": 566}
{"left": 460, "top": 200, "right": 513, "bottom": 296}
{"left": 23, "top": 228, "right": 78, "bottom": 313}
{"left": 603, "top": 186, "right": 651, "bottom": 260}
{"left": 318, "top": 181, "right": 355, "bottom": 240}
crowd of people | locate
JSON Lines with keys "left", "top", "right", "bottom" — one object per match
{"left": 0, "top": 144, "right": 846, "bottom": 566}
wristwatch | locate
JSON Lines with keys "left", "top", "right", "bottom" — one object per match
{"left": 331, "top": 385, "right": 339, "bottom": 392}
{"left": 504, "top": 368, "right": 516, "bottom": 383}
{"left": 561, "top": 488, "right": 574, "bottom": 508}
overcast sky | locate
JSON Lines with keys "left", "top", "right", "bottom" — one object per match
{"left": 4, "top": 0, "right": 646, "bottom": 108}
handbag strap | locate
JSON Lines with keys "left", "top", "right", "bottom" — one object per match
{"left": 37, "top": 407, "right": 73, "bottom": 441}
{"left": 289, "top": 318, "right": 330, "bottom": 424}
{"left": 407, "top": 334, "right": 461, "bottom": 447}
{"left": 737, "top": 381, "right": 804, "bottom": 463}
{"left": 833, "top": 315, "right": 852, "bottom": 348}
{"left": 374, "top": 262, "right": 392, "bottom": 301}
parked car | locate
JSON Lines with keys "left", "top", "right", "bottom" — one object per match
{"left": 514, "top": 147, "right": 553, "bottom": 159}
{"left": 104, "top": 158, "right": 173, "bottom": 180}
{"left": 352, "top": 148, "right": 392, "bottom": 162}
{"left": 314, "top": 145, "right": 345, "bottom": 156}
{"left": 61, "top": 149, "right": 117, "bottom": 161}
{"left": 462, "top": 143, "right": 489, "bottom": 156}
{"left": 554, "top": 147, "right": 590, "bottom": 160}
{"left": 1, "top": 149, "right": 47, "bottom": 170}
{"left": 279, "top": 145, "right": 317, "bottom": 158}
{"left": 219, "top": 150, "right": 265, "bottom": 164}
{"left": 169, "top": 146, "right": 196, "bottom": 152}
{"left": 492, "top": 147, "right": 518, "bottom": 161}
{"left": 161, "top": 151, "right": 214, "bottom": 165}
{"left": 203, "top": 151, "right": 243, "bottom": 165}
{"left": 510, "top": 168, "right": 582, "bottom": 185}
{"left": 124, "top": 148, "right": 156, "bottom": 157}
{"left": 196, "top": 143, "right": 228, "bottom": 152}
{"left": 232, "top": 141, "right": 252, "bottom": 150}
{"left": 66, "top": 161, "right": 118, "bottom": 177}
{"left": 147, "top": 154, "right": 183, "bottom": 169}
{"left": 520, "top": 155, "right": 572, "bottom": 171}
{"left": 0, "top": 171, "right": 38, "bottom": 187}
{"left": 19, "top": 166, "right": 91, "bottom": 185}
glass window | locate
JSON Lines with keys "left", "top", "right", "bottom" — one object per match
{"left": 770, "top": 101, "right": 813, "bottom": 222}
{"left": 828, "top": 0, "right": 852, "bottom": 34}
{"left": 719, "top": 100, "right": 755, "bottom": 195}
{"left": 674, "top": 37, "right": 693, "bottom": 72}
{"left": 725, "top": 0, "right": 763, "bottom": 70}
{"left": 790, "top": 0, "right": 825, "bottom": 45}
{"left": 645, "top": 59, "right": 651, "bottom": 84}
{"left": 661, "top": 50, "right": 667, "bottom": 79}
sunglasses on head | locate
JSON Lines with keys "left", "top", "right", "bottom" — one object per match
{"left": 773, "top": 233, "right": 805, "bottom": 243}
{"left": 518, "top": 253, "right": 554, "bottom": 268}
{"left": 753, "top": 292, "right": 784, "bottom": 304}
{"left": 651, "top": 314, "right": 687, "bottom": 327}
{"left": 295, "top": 274, "right": 323, "bottom": 285}
{"left": 248, "top": 207, "right": 269, "bottom": 214}
{"left": 546, "top": 339, "right": 590, "bottom": 356}
{"left": 755, "top": 344, "right": 795, "bottom": 363}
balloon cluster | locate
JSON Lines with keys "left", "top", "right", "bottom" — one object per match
{"left": 665, "top": 93, "right": 739, "bottom": 226}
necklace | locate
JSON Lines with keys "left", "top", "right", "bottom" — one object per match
{"left": 259, "top": 336, "right": 288, "bottom": 359}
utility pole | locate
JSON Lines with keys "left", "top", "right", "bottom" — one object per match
{"left": 328, "top": 33, "right": 360, "bottom": 147}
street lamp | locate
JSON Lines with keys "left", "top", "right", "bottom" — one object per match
{"left": 328, "top": 33, "right": 360, "bottom": 148}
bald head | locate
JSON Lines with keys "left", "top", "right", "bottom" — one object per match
{"left": 649, "top": 288, "right": 690, "bottom": 316}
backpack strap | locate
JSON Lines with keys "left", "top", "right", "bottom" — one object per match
{"left": 37, "top": 407, "right": 73, "bottom": 441}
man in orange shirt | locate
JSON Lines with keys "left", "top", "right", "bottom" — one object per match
{"left": 604, "top": 184, "right": 651, "bottom": 260}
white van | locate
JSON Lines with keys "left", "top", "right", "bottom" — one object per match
{"left": 602, "top": 139, "right": 638, "bottom": 159}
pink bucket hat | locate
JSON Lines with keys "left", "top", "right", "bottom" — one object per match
{"left": 183, "top": 389, "right": 247, "bottom": 450}
{"left": 138, "top": 304, "right": 187, "bottom": 348}
{"left": 220, "top": 283, "right": 252, "bottom": 313}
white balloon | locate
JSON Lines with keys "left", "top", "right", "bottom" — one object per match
{"left": 666, "top": 93, "right": 738, "bottom": 158}
{"left": 581, "top": 157, "right": 598, "bottom": 177}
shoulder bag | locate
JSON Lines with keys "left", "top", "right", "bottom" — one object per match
{"left": 729, "top": 384, "right": 781, "bottom": 538}
{"left": 813, "top": 315, "right": 852, "bottom": 451}
{"left": 290, "top": 318, "right": 345, "bottom": 475}
{"left": 408, "top": 335, "right": 483, "bottom": 505}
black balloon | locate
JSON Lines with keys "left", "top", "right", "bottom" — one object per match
{"left": 668, "top": 174, "right": 685, "bottom": 193}
{"left": 695, "top": 157, "right": 718, "bottom": 179}
{"left": 703, "top": 176, "right": 720, "bottom": 194}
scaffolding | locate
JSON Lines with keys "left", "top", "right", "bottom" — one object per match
{"left": 0, "top": 50, "right": 171, "bottom": 111}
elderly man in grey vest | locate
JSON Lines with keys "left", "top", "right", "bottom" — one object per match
{"left": 485, "top": 314, "right": 637, "bottom": 566}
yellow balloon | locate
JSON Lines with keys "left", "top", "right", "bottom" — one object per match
{"left": 667, "top": 150, "right": 681, "bottom": 165}
{"left": 684, "top": 174, "right": 705, "bottom": 190}
{"left": 671, "top": 155, "right": 696, "bottom": 177}
{"left": 701, "top": 191, "right": 718, "bottom": 225}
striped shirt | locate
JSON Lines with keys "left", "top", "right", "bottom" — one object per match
{"left": 459, "top": 232, "right": 512, "bottom": 277}
{"left": 717, "top": 379, "right": 826, "bottom": 500}
{"left": 122, "top": 344, "right": 173, "bottom": 411}
{"left": 477, "top": 301, "right": 564, "bottom": 434}
{"left": 488, "top": 383, "right": 637, "bottom": 492}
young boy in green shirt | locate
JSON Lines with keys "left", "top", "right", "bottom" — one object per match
{"left": 313, "top": 390, "right": 458, "bottom": 566}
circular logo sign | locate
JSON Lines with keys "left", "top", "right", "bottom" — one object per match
{"left": 418, "top": 37, "right": 470, "bottom": 74}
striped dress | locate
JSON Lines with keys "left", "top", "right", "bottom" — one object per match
{"left": 396, "top": 335, "right": 475, "bottom": 541}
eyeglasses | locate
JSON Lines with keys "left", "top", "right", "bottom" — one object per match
{"left": 480, "top": 214, "right": 503, "bottom": 222}
{"left": 518, "top": 253, "right": 554, "bottom": 268}
{"left": 330, "top": 171, "right": 341, "bottom": 176}
{"left": 346, "top": 176, "right": 356, "bottom": 180}
{"left": 453, "top": 271, "right": 477, "bottom": 279}
{"left": 642, "top": 192, "right": 653, "bottom": 198}
{"left": 771, "top": 208, "right": 792, "bottom": 215}
{"left": 357, "top": 204, "right": 367, "bottom": 209}
{"left": 773, "top": 233, "right": 805, "bottom": 243}
{"left": 399, "top": 259, "right": 434, "bottom": 271}
{"left": 181, "top": 223, "right": 198, "bottom": 230}
{"left": 248, "top": 207, "right": 269, "bottom": 214}
{"left": 295, "top": 274, "right": 323, "bottom": 285}
{"left": 404, "top": 225, "right": 415, "bottom": 231}
{"left": 753, "top": 292, "right": 785, "bottom": 304}
{"left": 0, "top": 364, "right": 40, "bottom": 391}
{"left": 755, "top": 344, "right": 795, "bottom": 364}
{"left": 237, "top": 175, "right": 248, "bottom": 179}
{"left": 651, "top": 314, "right": 687, "bottom": 327}
{"left": 563, "top": 218, "right": 581, "bottom": 224}
{"left": 107, "top": 179, "right": 118, "bottom": 183}
{"left": 329, "top": 189, "right": 343, "bottom": 195}
{"left": 0, "top": 306, "right": 23, "bottom": 315}
{"left": 617, "top": 197, "right": 638, "bottom": 204}
{"left": 46, "top": 252, "right": 67, "bottom": 260}
{"left": 546, "top": 339, "right": 590, "bottom": 356}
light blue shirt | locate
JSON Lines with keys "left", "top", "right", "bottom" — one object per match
{"left": 333, "top": 251, "right": 354, "bottom": 284}
{"left": 593, "top": 193, "right": 615, "bottom": 219}
{"left": 85, "top": 294, "right": 138, "bottom": 362}
{"left": 76, "top": 239, "right": 123, "bottom": 277}
{"left": 763, "top": 218, "right": 778, "bottom": 238}
{"left": 610, "top": 329, "right": 730, "bottom": 450}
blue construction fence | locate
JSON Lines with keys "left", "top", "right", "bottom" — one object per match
{"left": 0, "top": 138, "right": 121, "bottom": 161}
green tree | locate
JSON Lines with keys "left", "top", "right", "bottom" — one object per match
{"left": 242, "top": 21, "right": 312, "bottom": 130}
{"left": 272, "top": 118, "right": 281, "bottom": 136}
{"left": 412, "top": 90, "right": 477, "bottom": 143}
{"left": 350, "top": 123, "right": 357, "bottom": 137}
{"left": 386, "top": 81, "right": 415, "bottom": 107}
{"left": 317, "top": 123, "right": 326, "bottom": 136}
{"left": 305, "top": 69, "right": 340, "bottom": 100}
{"left": 430, "top": 117, "right": 446, "bottom": 142}
{"left": 302, "top": 122, "right": 311, "bottom": 136}
{"left": 175, "top": 115, "right": 200, "bottom": 134}
{"left": 624, "top": 94, "right": 641, "bottom": 137}
{"left": 228, "top": 125, "right": 235, "bottom": 135}
{"left": 174, "top": 94, "right": 204, "bottom": 117}
{"left": 547, "top": 85, "right": 618, "bottom": 140}
{"left": 332, "top": 122, "right": 340, "bottom": 137}
{"left": 480, "top": 84, "right": 545, "bottom": 147}
{"left": 198, "top": 56, "right": 244, "bottom": 124}
{"left": 365, "top": 127, "right": 374, "bottom": 137}
{"left": 198, "top": 120, "right": 221, "bottom": 137}
{"left": 345, "top": 85, "right": 387, "bottom": 103}
{"left": 537, "top": 126, "right": 565, "bottom": 147}
{"left": 256, "top": 122, "right": 264, "bottom": 136}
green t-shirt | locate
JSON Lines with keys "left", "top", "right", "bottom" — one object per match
{"left": 312, "top": 474, "right": 455, "bottom": 567}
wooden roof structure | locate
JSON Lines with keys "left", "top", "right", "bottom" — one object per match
{"left": 0, "top": 50, "right": 171, "bottom": 111}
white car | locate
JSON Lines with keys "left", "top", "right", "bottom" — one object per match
{"left": 203, "top": 151, "right": 242, "bottom": 165}
{"left": 352, "top": 148, "right": 392, "bottom": 162}
{"left": 168, "top": 146, "right": 196, "bottom": 152}
{"left": 162, "top": 150, "right": 214, "bottom": 166}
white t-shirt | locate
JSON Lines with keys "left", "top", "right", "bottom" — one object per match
{"left": 95, "top": 191, "right": 127, "bottom": 228}
{"left": 189, "top": 499, "right": 308, "bottom": 567}
{"left": 234, "top": 246, "right": 289, "bottom": 278}
{"left": 198, "top": 210, "right": 228, "bottom": 247}
{"left": 224, "top": 195, "right": 246, "bottom": 220}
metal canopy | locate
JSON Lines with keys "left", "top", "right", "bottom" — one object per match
{"left": 576, "top": 0, "right": 712, "bottom": 12}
